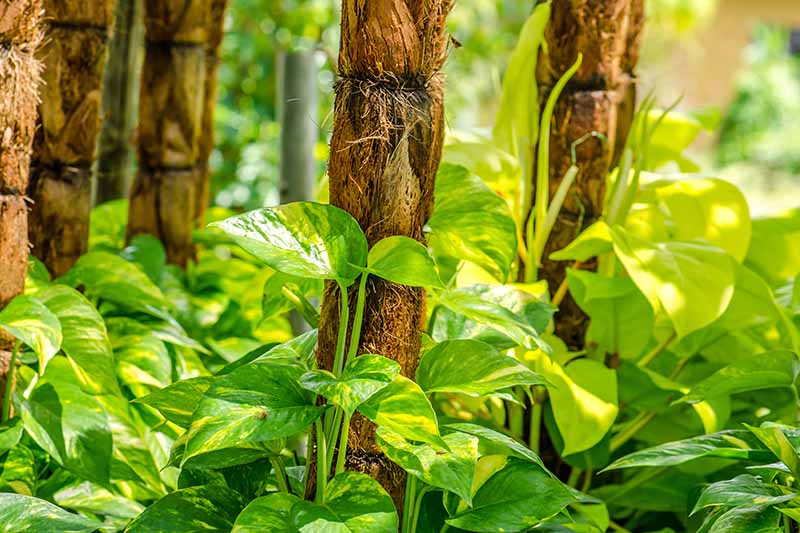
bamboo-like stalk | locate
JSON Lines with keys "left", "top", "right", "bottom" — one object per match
{"left": 27, "top": 0, "right": 116, "bottom": 277}
{"left": 0, "top": 0, "right": 44, "bottom": 416}
{"left": 127, "top": 0, "right": 211, "bottom": 266}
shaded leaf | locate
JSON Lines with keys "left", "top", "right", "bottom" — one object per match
{"left": 126, "top": 485, "right": 245, "bottom": 532}
{"left": 136, "top": 377, "right": 215, "bottom": 428}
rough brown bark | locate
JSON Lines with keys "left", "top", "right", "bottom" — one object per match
{"left": 127, "top": 0, "right": 209, "bottom": 266}
{"left": 535, "top": 0, "right": 645, "bottom": 350}
{"left": 194, "top": 0, "right": 227, "bottom": 227}
{"left": 27, "top": 0, "right": 115, "bottom": 277}
{"left": 312, "top": 0, "right": 451, "bottom": 506}
{"left": 0, "top": 0, "right": 43, "bottom": 411}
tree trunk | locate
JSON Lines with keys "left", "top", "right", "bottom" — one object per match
{"left": 27, "top": 0, "right": 115, "bottom": 277}
{"left": 535, "top": 0, "right": 645, "bottom": 350}
{"left": 278, "top": 48, "right": 319, "bottom": 336}
{"left": 127, "top": 0, "right": 210, "bottom": 266}
{"left": 313, "top": 0, "right": 451, "bottom": 506}
{"left": 194, "top": 0, "right": 227, "bottom": 229}
{"left": 94, "top": 0, "right": 144, "bottom": 205}
{"left": 0, "top": 0, "right": 43, "bottom": 414}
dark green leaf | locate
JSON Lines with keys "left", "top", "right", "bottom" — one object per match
{"left": 446, "top": 458, "right": 575, "bottom": 532}
{"left": 604, "top": 430, "right": 772, "bottom": 471}
{"left": 232, "top": 493, "right": 300, "bottom": 532}
{"left": 184, "top": 361, "right": 326, "bottom": 468}
{"left": 444, "top": 422, "right": 547, "bottom": 469}
{"left": 680, "top": 351, "right": 798, "bottom": 404}
{"left": 692, "top": 475, "right": 795, "bottom": 515}
{"left": 126, "top": 485, "right": 245, "bottom": 532}
{"left": 136, "top": 377, "right": 215, "bottom": 428}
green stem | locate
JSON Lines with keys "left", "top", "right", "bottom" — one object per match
{"left": 528, "top": 53, "right": 583, "bottom": 282}
{"left": 638, "top": 331, "right": 676, "bottom": 367}
{"left": 335, "top": 413, "right": 351, "bottom": 475}
{"left": 347, "top": 274, "right": 369, "bottom": 360}
{"left": 403, "top": 475, "right": 418, "bottom": 532}
{"left": 509, "top": 402, "right": 524, "bottom": 438}
{"left": 281, "top": 286, "right": 320, "bottom": 328}
{"left": 529, "top": 402, "right": 543, "bottom": 454}
{"left": 315, "top": 420, "right": 328, "bottom": 502}
{"left": 581, "top": 466, "right": 593, "bottom": 493}
{"left": 610, "top": 411, "right": 656, "bottom": 452}
{"left": 332, "top": 280, "right": 351, "bottom": 377}
{"left": 270, "top": 456, "right": 292, "bottom": 494}
{"left": 2, "top": 340, "right": 19, "bottom": 423}
{"left": 567, "top": 468, "right": 581, "bottom": 488}
{"left": 409, "top": 486, "right": 430, "bottom": 533}
{"left": 326, "top": 408, "right": 344, "bottom": 468}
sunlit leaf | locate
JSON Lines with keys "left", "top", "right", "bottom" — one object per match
{"left": 0, "top": 294, "right": 61, "bottom": 373}
{"left": 416, "top": 339, "right": 545, "bottom": 395}
{"left": 359, "top": 376, "right": 445, "bottom": 448}
{"left": 300, "top": 354, "right": 400, "bottom": 416}
{"left": 376, "top": 427, "right": 479, "bottom": 503}
{"left": 210, "top": 202, "right": 368, "bottom": 283}
{"left": 549, "top": 222, "right": 613, "bottom": 262}
{"left": 610, "top": 225, "right": 737, "bottom": 338}
{"left": 0, "top": 493, "right": 102, "bottom": 533}
{"left": 367, "top": 236, "right": 443, "bottom": 288}
{"left": 428, "top": 164, "right": 518, "bottom": 282}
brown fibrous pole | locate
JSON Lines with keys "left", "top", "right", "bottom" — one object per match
{"left": 312, "top": 0, "right": 452, "bottom": 506}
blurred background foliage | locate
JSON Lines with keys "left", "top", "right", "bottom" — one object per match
{"left": 209, "top": 0, "right": 799, "bottom": 212}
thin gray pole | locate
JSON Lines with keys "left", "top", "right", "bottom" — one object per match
{"left": 279, "top": 48, "right": 319, "bottom": 334}
{"left": 94, "top": 0, "right": 144, "bottom": 205}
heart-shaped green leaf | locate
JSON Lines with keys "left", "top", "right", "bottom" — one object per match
{"left": 428, "top": 164, "right": 518, "bottom": 282}
{"left": 136, "top": 376, "right": 215, "bottom": 427}
{"left": 376, "top": 427, "right": 479, "bottom": 504}
{"left": 610, "top": 225, "right": 737, "bottom": 338}
{"left": 210, "top": 202, "right": 368, "bottom": 283}
{"left": 36, "top": 285, "right": 119, "bottom": 395}
{"left": 692, "top": 474, "right": 796, "bottom": 516}
{"left": 367, "top": 236, "right": 443, "bottom": 288}
{"left": 603, "top": 430, "right": 773, "bottom": 471}
{"left": 232, "top": 493, "right": 300, "bottom": 532}
{"left": 0, "top": 493, "right": 102, "bottom": 533}
{"left": 184, "top": 361, "right": 326, "bottom": 468}
{"left": 444, "top": 422, "right": 547, "bottom": 470}
{"left": 19, "top": 359, "right": 112, "bottom": 486}
{"left": 550, "top": 221, "right": 613, "bottom": 262}
{"left": 436, "top": 286, "right": 548, "bottom": 352}
{"left": 300, "top": 354, "right": 400, "bottom": 416}
{"left": 416, "top": 339, "right": 545, "bottom": 395}
{"left": 358, "top": 376, "right": 445, "bottom": 448}
{"left": 446, "top": 458, "right": 575, "bottom": 532}
{"left": 430, "top": 284, "right": 553, "bottom": 350}
{"left": 126, "top": 486, "right": 246, "bottom": 532}
{"left": 0, "top": 294, "right": 61, "bottom": 373}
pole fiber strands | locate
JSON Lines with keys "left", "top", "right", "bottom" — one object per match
{"left": 535, "top": 0, "right": 644, "bottom": 350}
